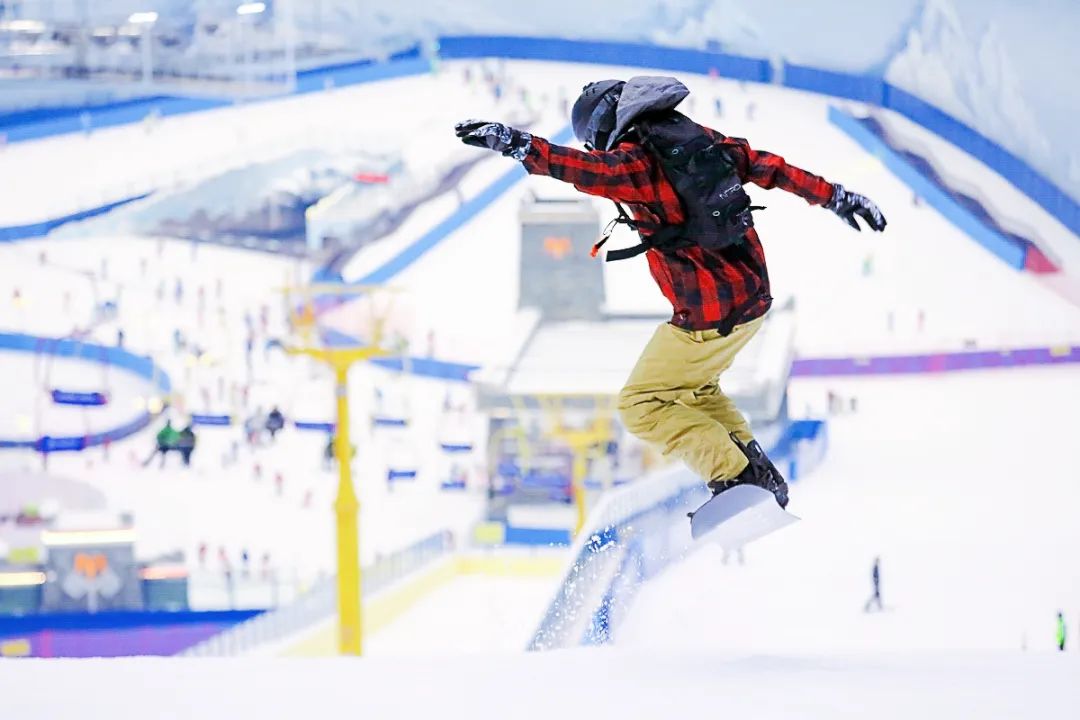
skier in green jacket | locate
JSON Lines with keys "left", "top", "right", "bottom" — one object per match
{"left": 1057, "top": 612, "right": 1067, "bottom": 652}
{"left": 145, "top": 420, "right": 180, "bottom": 468}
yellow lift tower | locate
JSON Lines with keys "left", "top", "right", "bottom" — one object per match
{"left": 282, "top": 283, "right": 396, "bottom": 655}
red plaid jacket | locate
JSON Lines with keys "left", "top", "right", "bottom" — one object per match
{"left": 522, "top": 130, "right": 834, "bottom": 331}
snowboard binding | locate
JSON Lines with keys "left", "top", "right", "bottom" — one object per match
{"left": 706, "top": 434, "right": 789, "bottom": 509}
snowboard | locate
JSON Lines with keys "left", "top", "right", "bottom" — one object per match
{"left": 688, "top": 484, "right": 799, "bottom": 547}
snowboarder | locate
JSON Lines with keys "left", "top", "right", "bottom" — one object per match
{"left": 1057, "top": 611, "right": 1067, "bottom": 652}
{"left": 456, "top": 77, "right": 885, "bottom": 507}
{"left": 864, "top": 556, "right": 884, "bottom": 612}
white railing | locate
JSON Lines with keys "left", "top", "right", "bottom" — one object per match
{"left": 527, "top": 463, "right": 707, "bottom": 650}
{"left": 183, "top": 529, "right": 452, "bottom": 656}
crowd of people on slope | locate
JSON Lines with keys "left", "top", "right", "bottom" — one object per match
{"left": 146, "top": 405, "right": 292, "bottom": 471}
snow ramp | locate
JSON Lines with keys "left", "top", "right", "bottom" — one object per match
{"left": 529, "top": 419, "right": 826, "bottom": 650}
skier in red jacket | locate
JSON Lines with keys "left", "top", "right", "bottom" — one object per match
{"left": 456, "top": 77, "right": 886, "bottom": 507}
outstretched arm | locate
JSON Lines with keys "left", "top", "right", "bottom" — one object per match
{"left": 454, "top": 120, "right": 656, "bottom": 205}
{"left": 519, "top": 137, "right": 658, "bottom": 205}
{"left": 725, "top": 137, "right": 834, "bottom": 205}
{"left": 727, "top": 137, "right": 886, "bottom": 232}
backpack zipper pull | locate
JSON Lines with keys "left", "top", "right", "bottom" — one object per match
{"left": 590, "top": 217, "right": 619, "bottom": 258}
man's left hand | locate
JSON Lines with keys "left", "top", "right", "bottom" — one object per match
{"left": 825, "top": 184, "right": 887, "bottom": 232}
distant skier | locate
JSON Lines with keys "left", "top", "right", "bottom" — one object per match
{"left": 456, "top": 77, "right": 885, "bottom": 506}
{"left": 176, "top": 424, "right": 197, "bottom": 467}
{"left": 864, "top": 556, "right": 884, "bottom": 612}
{"left": 1057, "top": 611, "right": 1067, "bottom": 652}
{"left": 265, "top": 406, "right": 286, "bottom": 441}
{"left": 145, "top": 420, "right": 179, "bottom": 468}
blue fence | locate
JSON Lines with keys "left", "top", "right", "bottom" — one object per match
{"left": 776, "top": 63, "right": 1079, "bottom": 239}
{"left": 783, "top": 63, "right": 885, "bottom": 104}
{"left": 0, "top": 191, "right": 152, "bottom": 242}
{"left": 0, "top": 332, "right": 171, "bottom": 452}
{"left": 0, "top": 52, "right": 433, "bottom": 240}
{"left": 0, "top": 608, "right": 260, "bottom": 635}
{"left": 0, "top": 51, "right": 430, "bottom": 145}
{"left": 0, "top": 97, "right": 226, "bottom": 144}
{"left": 828, "top": 105, "right": 1027, "bottom": 270}
{"left": 438, "top": 35, "right": 772, "bottom": 83}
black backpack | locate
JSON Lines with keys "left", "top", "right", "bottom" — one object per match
{"left": 592, "top": 111, "right": 763, "bottom": 262}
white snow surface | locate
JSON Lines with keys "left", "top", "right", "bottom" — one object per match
{"left": 2, "top": 650, "right": 1077, "bottom": 719}
{"left": 620, "top": 367, "right": 1080, "bottom": 654}
{"left": 367, "top": 573, "right": 558, "bottom": 656}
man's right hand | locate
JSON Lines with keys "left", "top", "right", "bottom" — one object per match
{"left": 454, "top": 119, "right": 532, "bottom": 161}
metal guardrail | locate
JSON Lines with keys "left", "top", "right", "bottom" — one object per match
{"left": 183, "top": 530, "right": 453, "bottom": 656}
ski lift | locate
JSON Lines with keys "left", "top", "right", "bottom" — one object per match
{"left": 372, "top": 415, "right": 408, "bottom": 429}
{"left": 437, "top": 392, "right": 475, "bottom": 453}
{"left": 44, "top": 338, "right": 112, "bottom": 408}
{"left": 293, "top": 420, "right": 334, "bottom": 433}
{"left": 387, "top": 468, "right": 418, "bottom": 483}
{"left": 370, "top": 368, "right": 412, "bottom": 430}
{"left": 50, "top": 390, "right": 109, "bottom": 407}
{"left": 440, "top": 463, "right": 468, "bottom": 491}
{"left": 384, "top": 436, "right": 418, "bottom": 487}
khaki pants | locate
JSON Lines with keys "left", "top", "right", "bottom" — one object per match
{"left": 617, "top": 317, "right": 764, "bottom": 483}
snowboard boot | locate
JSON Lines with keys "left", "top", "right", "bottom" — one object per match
{"left": 706, "top": 434, "right": 789, "bottom": 508}
{"left": 744, "top": 438, "right": 789, "bottom": 508}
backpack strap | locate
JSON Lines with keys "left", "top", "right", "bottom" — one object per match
{"left": 591, "top": 200, "right": 688, "bottom": 262}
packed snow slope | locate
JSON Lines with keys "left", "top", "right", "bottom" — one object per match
{"left": 41, "top": 0, "right": 1073, "bottom": 201}
{"left": 620, "top": 367, "right": 1080, "bottom": 654}
{"left": 3, "top": 651, "right": 1077, "bottom": 720}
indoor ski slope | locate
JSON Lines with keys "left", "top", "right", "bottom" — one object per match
{"left": 620, "top": 366, "right": 1080, "bottom": 653}
{"left": 6, "top": 59, "right": 1079, "bottom": 364}
{"left": 3, "top": 56, "right": 1080, "bottom": 668}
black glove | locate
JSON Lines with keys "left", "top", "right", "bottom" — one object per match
{"left": 825, "top": 184, "right": 887, "bottom": 232}
{"left": 454, "top": 119, "right": 532, "bottom": 161}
